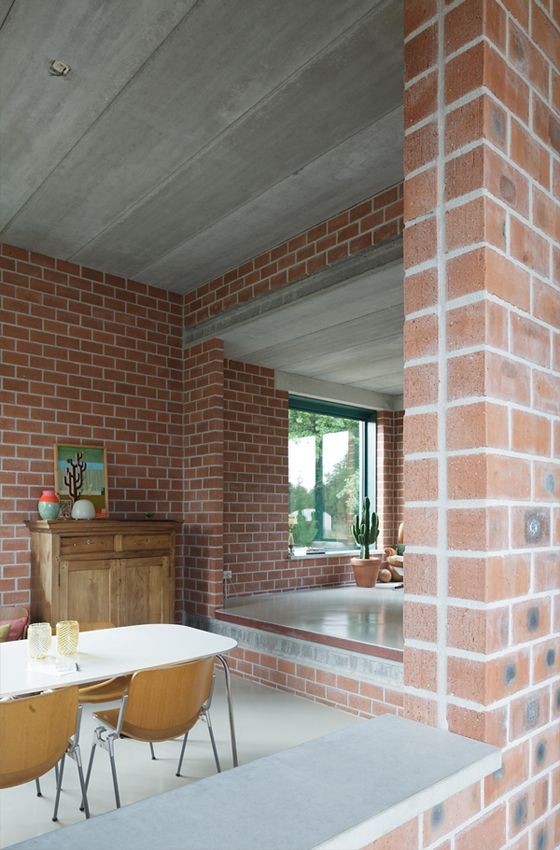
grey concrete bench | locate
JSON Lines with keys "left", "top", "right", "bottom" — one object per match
{"left": 9, "top": 715, "right": 500, "bottom": 850}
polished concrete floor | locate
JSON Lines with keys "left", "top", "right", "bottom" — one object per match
{"left": 222, "top": 586, "right": 404, "bottom": 652}
{"left": 0, "top": 675, "right": 358, "bottom": 848}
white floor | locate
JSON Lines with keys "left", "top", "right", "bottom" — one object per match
{"left": 0, "top": 674, "right": 359, "bottom": 849}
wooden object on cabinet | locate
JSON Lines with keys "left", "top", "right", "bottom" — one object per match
{"left": 25, "top": 520, "right": 179, "bottom": 627}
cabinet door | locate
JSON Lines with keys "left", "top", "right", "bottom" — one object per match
{"left": 118, "top": 556, "right": 172, "bottom": 625}
{"left": 59, "top": 559, "right": 119, "bottom": 625}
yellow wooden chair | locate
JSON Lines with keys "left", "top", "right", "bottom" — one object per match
{"left": 76, "top": 623, "right": 131, "bottom": 705}
{"left": 84, "top": 657, "right": 221, "bottom": 808}
{"left": 0, "top": 686, "right": 90, "bottom": 821}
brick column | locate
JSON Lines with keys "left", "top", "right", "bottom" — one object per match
{"left": 181, "top": 338, "right": 225, "bottom": 618}
{"left": 401, "top": 0, "right": 559, "bottom": 844}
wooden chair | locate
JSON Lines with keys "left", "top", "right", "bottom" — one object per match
{"left": 76, "top": 623, "right": 131, "bottom": 705}
{"left": 84, "top": 657, "right": 221, "bottom": 809}
{"left": 0, "top": 686, "right": 90, "bottom": 822}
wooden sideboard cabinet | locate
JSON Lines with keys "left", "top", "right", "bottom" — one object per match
{"left": 25, "top": 519, "right": 179, "bottom": 627}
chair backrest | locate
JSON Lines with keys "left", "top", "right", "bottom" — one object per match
{"left": 123, "top": 657, "right": 216, "bottom": 742}
{"left": 0, "top": 687, "right": 79, "bottom": 788}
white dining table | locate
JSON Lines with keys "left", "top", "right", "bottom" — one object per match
{"left": 0, "top": 623, "right": 239, "bottom": 766}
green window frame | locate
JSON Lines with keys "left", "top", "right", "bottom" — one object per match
{"left": 288, "top": 396, "right": 377, "bottom": 551}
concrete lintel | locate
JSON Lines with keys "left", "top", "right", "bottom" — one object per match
{"left": 275, "top": 372, "right": 399, "bottom": 411}
{"left": 182, "top": 236, "right": 403, "bottom": 347}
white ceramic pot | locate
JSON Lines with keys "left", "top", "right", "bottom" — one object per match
{"left": 71, "top": 499, "right": 96, "bottom": 520}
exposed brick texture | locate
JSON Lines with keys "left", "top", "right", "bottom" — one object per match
{"left": 377, "top": 410, "right": 405, "bottom": 550}
{"left": 226, "top": 645, "right": 403, "bottom": 719}
{"left": 184, "top": 183, "right": 403, "bottom": 328}
{"left": 0, "top": 244, "right": 183, "bottom": 605}
{"left": 181, "top": 339, "right": 225, "bottom": 619}
{"left": 392, "top": 1, "right": 560, "bottom": 848}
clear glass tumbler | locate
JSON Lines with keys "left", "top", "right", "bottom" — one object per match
{"left": 27, "top": 622, "right": 52, "bottom": 659}
{"left": 56, "top": 620, "right": 80, "bottom": 656}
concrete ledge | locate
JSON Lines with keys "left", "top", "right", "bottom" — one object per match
{"left": 186, "top": 613, "right": 404, "bottom": 686}
{"left": 9, "top": 715, "right": 500, "bottom": 850}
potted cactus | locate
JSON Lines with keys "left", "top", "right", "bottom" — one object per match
{"left": 351, "top": 497, "right": 382, "bottom": 587}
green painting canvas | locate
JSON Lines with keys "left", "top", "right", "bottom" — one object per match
{"left": 54, "top": 444, "right": 109, "bottom": 517}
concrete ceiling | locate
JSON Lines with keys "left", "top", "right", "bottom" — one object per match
{"left": 221, "top": 260, "right": 404, "bottom": 397}
{"left": 0, "top": 0, "right": 404, "bottom": 399}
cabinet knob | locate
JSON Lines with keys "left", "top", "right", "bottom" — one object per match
{"left": 86, "top": 538, "right": 91, "bottom": 545}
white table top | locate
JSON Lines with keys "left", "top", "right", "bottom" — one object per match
{"left": 0, "top": 624, "right": 237, "bottom": 698}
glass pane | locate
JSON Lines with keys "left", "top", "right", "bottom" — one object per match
{"left": 288, "top": 409, "right": 361, "bottom": 553}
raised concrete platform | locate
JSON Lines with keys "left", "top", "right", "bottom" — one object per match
{"left": 186, "top": 613, "right": 404, "bottom": 691}
{"left": 9, "top": 715, "right": 500, "bottom": 850}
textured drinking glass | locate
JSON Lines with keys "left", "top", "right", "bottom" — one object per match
{"left": 56, "top": 620, "right": 79, "bottom": 656}
{"left": 27, "top": 622, "right": 52, "bottom": 659}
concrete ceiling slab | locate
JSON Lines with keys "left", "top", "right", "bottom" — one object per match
{"left": 0, "top": 0, "right": 197, "bottom": 228}
{"left": 0, "top": 0, "right": 403, "bottom": 295}
{"left": 138, "top": 108, "right": 403, "bottom": 292}
{"left": 1, "top": 0, "right": 404, "bottom": 398}
{"left": 219, "top": 260, "right": 403, "bottom": 396}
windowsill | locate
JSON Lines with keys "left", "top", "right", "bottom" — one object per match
{"left": 288, "top": 548, "right": 360, "bottom": 560}
{"left": 15, "top": 716, "right": 500, "bottom": 850}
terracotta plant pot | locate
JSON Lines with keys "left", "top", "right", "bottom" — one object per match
{"left": 351, "top": 555, "right": 382, "bottom": 588}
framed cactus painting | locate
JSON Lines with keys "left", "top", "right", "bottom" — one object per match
{"left": 53, "top": 443, "right": 109, "bottom": 517}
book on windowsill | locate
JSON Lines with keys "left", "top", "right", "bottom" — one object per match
{"left": 305, "top": 547, "right": 326, "bottom": 555}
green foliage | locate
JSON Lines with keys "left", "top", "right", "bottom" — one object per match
{"left": 351, "top": 496, "right": 380, "bottom": 559}
{"left": 289, "top": 409, "right": 360, "bottom": 547}
{"left": 289, "top": 409, "right": 357, "bottom": 439}
{"left": 292, "top": 510, "right": 318, "bottom": 547}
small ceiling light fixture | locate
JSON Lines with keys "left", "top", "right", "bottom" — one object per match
{"left": 49, "top": 59, "right": 71, "bottom": 77}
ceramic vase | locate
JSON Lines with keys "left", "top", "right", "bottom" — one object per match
{"left": 37, "top": 489, "right": 61, "bottom": 521}
{"left": 71, "top": 498, "right": 96, "bottom": 520}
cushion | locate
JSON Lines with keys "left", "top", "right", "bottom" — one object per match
{"left": 0, "top": 615, "right": 28, "bottom": 641}
{"left": 0, "top": 623, "right": 11, "bottom": 642}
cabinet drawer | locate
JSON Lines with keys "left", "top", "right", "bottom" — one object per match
{"left": 121, "top": 533, "right": 171, "bottom": 552}
{"left": 60, "top": 535, "right": 115, "bottom": 556}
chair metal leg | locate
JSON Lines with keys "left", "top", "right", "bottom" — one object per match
{"left": 80, "top": 733, "right": 97, "bottom": 812}
{"left": 84, "top": 740, "right": 96, "bottom": 792}
{"left": 205, "top": 710, "right": 221, "bottom": 773}
{"left": 83, "top": 725, "right": 120, "bottom": 810}
{"left": 73, "top": 744, "right": 90, "bottom": 819}
{"left": 35, "top": 777, "right": 42, "bottom": 797}
{"left": 176, "top": 731, "right": 188, "bottom": 777}
{"left": 108, "top": 737, "right": 121, "bottom": 809}
{"left": 217, "top": 654, "right": 238, "bottom": 767}
{"left": 52, "top": 754, "right": 66, "bottom": 822}
{"left": 149, "top": 741, "right": 156, "bottom": 760}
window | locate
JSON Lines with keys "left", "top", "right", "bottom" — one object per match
{"left": 288, "top": 396, "right": 376, "bottom": 554}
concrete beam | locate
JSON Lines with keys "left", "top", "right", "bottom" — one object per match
{"left": 275, "top": 372, "right": 399, "bottom": 410}
{"left": 183, "top": 235, "right": 403, "bottom": 347}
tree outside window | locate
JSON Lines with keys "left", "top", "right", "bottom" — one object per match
{"left": 288, "top": 400, "right": 375, "bottom": 552}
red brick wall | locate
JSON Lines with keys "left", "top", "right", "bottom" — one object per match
{"left": 181, "top": 339, "right": 225, "bottom": 619}
{"left": 223, "top": 359, "right": 288, "bottom": 594}
{"left": 222, "top": 362, "right": 402, "bottom": 598}
{"left": 181, "top": 174, "right": 410, "bottom": 604}
{"left": 184, "top": 183, "right": 403, "bottom": 328}
{"left": 387, "top": 1, "right": 560, "bottom": 849}
{"left": 394, "top": 411, "right": 404, "bottom": 534}
{"left": 179, "top": 350, "right": 358, "bottom": 616}
{"left": 0, "top": 243, "right": 183, "bottom": 606}
{"left": 227, "top": 645, "right": 403, "bottom": 718}
{"left": 376, "top": 410, "right": 405, "bottom": 551}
